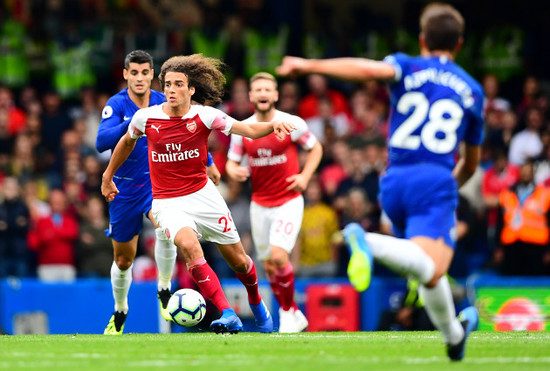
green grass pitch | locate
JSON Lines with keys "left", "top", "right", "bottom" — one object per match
{"left": 1, "top": 331, "right": 549, "bottom": 370}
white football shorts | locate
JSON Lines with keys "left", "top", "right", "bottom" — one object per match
{"left": 152, "top": 179, "right": 240, "bottom": 245}
{"left": 250, "top": 195, "right": 304, "bottom": 260}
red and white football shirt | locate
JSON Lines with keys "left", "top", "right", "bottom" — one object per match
{"left": 129, "top": 104, "right": 236, "bottom": 198}
{"left": 227, "top": 110, "right": 318, "bottom": 207}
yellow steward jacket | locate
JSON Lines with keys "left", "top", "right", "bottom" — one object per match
{"left": 498, "top": 184, "right": 550, "bottom": 245}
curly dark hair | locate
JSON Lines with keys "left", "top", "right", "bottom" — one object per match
{"left": 158, "top": 54, "right": 226, "bottom": 105}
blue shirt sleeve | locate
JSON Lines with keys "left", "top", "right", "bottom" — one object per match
{"left": 382, "top": 52, "right": 407, "bottom": 83}
{"left": 207, "top": 152, "right": 213, "bottom": 167}
{"left": 96, "top": 98, "right": 127, "bottom": 153}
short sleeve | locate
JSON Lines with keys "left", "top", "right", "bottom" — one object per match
{"left": 198, "top": 105, "right": 237, "bottom": 136}
{"left": 227, "top": 134, "right": 245, "bottom": 162}
{"left": 290, "top": 115, "right": 318, "bottom": 150}
{"left": 383, "top": 53, "right": 407, "bottom": 83}
{"left": 129, "top": 108, "right": 147, "bottom": 139}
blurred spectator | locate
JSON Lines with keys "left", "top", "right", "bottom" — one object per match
{"left": 4, "top": 133, "right": 35, "bottom": 184}
{"left": 0, "top": 176, "right": 31, "bottom": 277}
{"left": 361, "top": 80, "right": 390, "bottom": 119}
{"left": 277, "top": 80, "right": 300, "bottom": 116}
{"left": 334, "top": 142, "right": 380, "bottom": 211}
{"left": 495, "top": 160, "right": 550, "bottom": 276}
{"left": 27, "top": 189, "right": 79, "bottom": 282}
{"left": 18, "top": 86, "right": 40, "bottom": 114}
{"left": 483, "top": 108, "right": 503, "bottom": 140}
{"left": 516, "top": 76, "right": 540, "bottom": 118}
{"left": 62, "top": 156, "right": 87, "bottom": 218}
{"left": 0, "top": 86, "right": 26, "bottom": 135}
{"left": 219, "top": 77, "right": 254, "bottom": 121}
{"left": 40, "top": 90, "right": 73, "bottom": 159}
{"left": 339, "top": 187, "right": 379, "bottom": 233}
{"left": 69, "top": 87, "right": 102, "bottom": 150}
{"left": 482, "top": 74, "right": 511, "bottom": 117}
{"left": 318, "top": 139, "right": 351, "bottom": 201}
{"left": 22, "top": 179, "right": 50, "bottom": 221}
{"left": 61, "top": 127, "right": 96, "bottom": 159}
{"left": 81, "top": 155, "right": 102, "bottom": 196}
{"left": 0, "top": 120, "right": 10, "bottom": 178}
{"left": 76, "top": 195, "right": 112, "bottom": 277}
{"left": 295, "top": 176, "right": 339, "bottom": 278}
{"left": 298, "top": 74, "right": 350, "bottom": 120}
{"left": 482, "top": 149, "right": 520, "bottom": 240}
{"left": 508, "top": 106, "right": 544, "bottom": 166}
{"left": 486, "top": 109, "right": 518, "bottom": 153}
{"left": 305, "top": 96, "right": 350, "bottom": 144}
{"left": 349, "top": 86, "right": 388, "bottom": 140}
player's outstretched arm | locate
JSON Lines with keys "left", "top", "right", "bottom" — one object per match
{"left": 101, "top": 131, "right": 138, "bottom": 202}
{"left": 230, "top": 120, "right": 295, "bottom": 140}
{"left": 276, "top": 56, "right": 396, "bottom": 82}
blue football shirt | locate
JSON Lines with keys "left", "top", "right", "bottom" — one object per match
{"left": 96, "top": 88, "right": 166, "bottom": 200}
{"left": 383, "top": 52, "right": 484, "bottom": 170}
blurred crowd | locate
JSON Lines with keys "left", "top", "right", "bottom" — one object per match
{"left": 1, "top": 0, "right": 550, "bottom": 282}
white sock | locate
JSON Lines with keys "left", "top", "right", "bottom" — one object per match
{"left": 419, "top": 276, "right": 464, "bottom": 345}
{"left": 365, "top": 233, "right": 435, "bottom": 284}
{"left": 155, "top": 227, "right": 177, "bottom": 291}
{"left": 110, "top": 261, "right": 132, "bottom": 313}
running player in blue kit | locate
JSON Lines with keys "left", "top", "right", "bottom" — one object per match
{"left": 96, "top": 50, "right": 220, "bottom": 334}
{"left": 277, "top": 3, "right": 482, "bottom": 361}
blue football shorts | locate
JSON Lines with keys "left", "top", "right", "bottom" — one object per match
{"left": 379, "top": 163, "right": 458, "bottom": 248}
{"left": 105, "top": 191, "right": 153, "bottom": 243}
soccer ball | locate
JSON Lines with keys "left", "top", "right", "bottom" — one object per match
{"left": 167, "top": 288, "right": 207, "bottom": 327}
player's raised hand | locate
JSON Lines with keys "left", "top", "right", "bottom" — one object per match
{"left": 101, "top": 178, "right": 119, "bottom": 202}
{"left": 276, "top": 56, "right": 309, "bottom": 78}
{"left": 272, "top": 120, "right": 296, "bottom": 140}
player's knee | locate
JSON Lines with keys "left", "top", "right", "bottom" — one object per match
{"left": 174, "top": 234, "right": 200, "bottom": 254}
{"left": 270, "top": 246, "right": 289, "bottom": 267}
{"left": 229, "top": 255, "right": 249, "bottom": 274}
{"left": 114, "top": 256, "right": 133, "bottom": 271}
{"left": 263, "top": 260, "right": 276, "bottom": 277}
{"left": 425, "top": 272, "right": 444, "bottom": 288}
